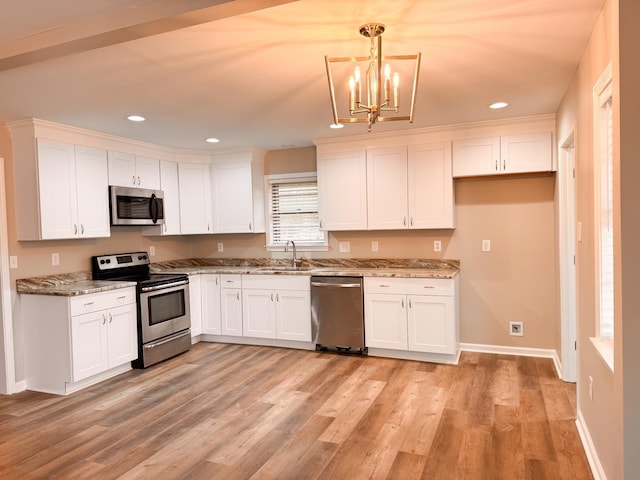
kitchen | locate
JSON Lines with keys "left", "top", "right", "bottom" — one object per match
{"left": 0, "top": 0, "right": 637, "bottom": 478}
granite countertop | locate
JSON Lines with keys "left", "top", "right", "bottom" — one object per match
{"left": 16, "top": 272, "right": 136, "bottom": 297}
{"left": 16, "top": 258, "right": 459, "bottom": 297}
{"left": 151, "top": 258, "right": 460, "bottom": 280}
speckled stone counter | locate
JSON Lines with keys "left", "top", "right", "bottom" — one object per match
{"left": 16, "top": 271, "right": 136, "bottom": 296}
{"left": 151, "top": 258, "right": 460, "bottom": 279}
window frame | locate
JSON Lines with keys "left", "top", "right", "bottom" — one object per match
{"left": 264, "top": 172, "right": 328, "bottom": 252}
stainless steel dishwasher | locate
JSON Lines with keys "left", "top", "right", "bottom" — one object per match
{"left": 310, "top": 276, "right": 366, "bottom": 354}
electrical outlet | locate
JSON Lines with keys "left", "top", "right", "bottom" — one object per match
{"left": 339, "top": 241, "right": 350, "bottom": 253}
{"left": 482, "top": 239, "right": 491, "bottom": 252}
{"left": 371, "top": 241, "right": 379, "bottom": 252}
{"left": 434, "top": 240, "right": 442, "bottom": 252}
{"left": 51, "top": 253, "right": 60, "bottom": 266}
{"left": 9, "top": 256, "right": 17, "bottom": 269}
{"left": 217, "top": 242, "right": 224, "bottom": 253}
{"left": 509, "top": 321, "right": 523, "bottom": 336}
{"left": 589, "top": 376, "right": 594, "bottom": 401}
{"left": 149, "top": 246, "right": 156, "bottom": 256}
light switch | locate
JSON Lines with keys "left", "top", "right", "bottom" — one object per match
{"left": 482, "top": 240, "right": 491, "bottom": 252}
{"left": 51, "top": 253, "right": 60, "bottom": 265}
{"left": 149, "top": 246, "right": 156, "bottom": 256}
{"left": 217, "top": 242, "right": 224, "bottom": 252}
{"left": 371, "top": 241, "right": 379, "bottom": 252}
{"left": 9, "top": 256, "right": 17, "bottom": 269}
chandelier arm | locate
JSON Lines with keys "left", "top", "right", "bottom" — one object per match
{"left": 324, "top": 55, "right": 340, "bottom": 125}
{"left": 408, "top": 52, "right": 422, "bottom": 122}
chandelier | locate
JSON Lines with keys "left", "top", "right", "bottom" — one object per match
{"left": 325, "top": 23, "right": 421, "bottom": 131}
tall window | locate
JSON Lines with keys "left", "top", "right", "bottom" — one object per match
{"left": 593, "top": 63, "right": 614, "bottom": 357}
{"left": 266, "top": 173, "right": 327, "bottom": 249}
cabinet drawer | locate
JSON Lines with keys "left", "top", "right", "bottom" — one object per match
{"left": 364, "top": 277, "right": 455, "bottom": 296}
{"left": 220, "top": 275, "right": 242, "bottom": 288}
{"left": 70, "top": 287, "right": 136, "bottom": 316}
{"left": 242, "top": 274, "right": 310, "bottom": 291}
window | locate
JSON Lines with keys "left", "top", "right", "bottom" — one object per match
{"left": 266, "top": 173, "right": 327, "bottom": 250}
{"left": 591, "top": 63, "right": 614, "bottom": 370}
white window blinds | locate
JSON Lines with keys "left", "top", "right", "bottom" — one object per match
{"left": 267, "top": 178, "right": 326, "bottom": 247}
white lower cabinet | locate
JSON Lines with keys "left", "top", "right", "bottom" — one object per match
{"left": 22, "top": 288, "right": 137, "bottom": 394}
{"left": 201, "top": 274, "right": 222, "bottom": 335}
{"left": 189, "top": 275, "right": 202, "bottom": 338}
{"left": 364, "top": 277, "right": 458, "bottom": 356}
{"left": 242, "top": 275, "right": 311, "bottom": 341}
{"left": 220, "top": 275, "right": 243, "bottom": 336}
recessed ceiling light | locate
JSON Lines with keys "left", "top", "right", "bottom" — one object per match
{"left": 205, "top": 137, "right": 220, "bottom": 144}
{"left": 489, "top": 102, "right": 509, "bottom": 109}
{"left": 330, "top": 123, "right": 344, "bottom": 129}
{"left": 127, "top": 115, "right": 146, "bottom": 122}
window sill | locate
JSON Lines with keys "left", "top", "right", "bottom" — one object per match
{"left": 265, "top": 245, "right": 329, "bottom": 253}
{"left": 590, "top": 336, "right": 614, "bottom": 372}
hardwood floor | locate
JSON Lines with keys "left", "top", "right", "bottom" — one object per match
{"left": 0, "top": 343, "right": 593, "bottom": 479}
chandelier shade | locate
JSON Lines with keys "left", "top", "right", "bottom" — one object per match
{"left": 325, "top": 23, "right": 421, "bottom": 131}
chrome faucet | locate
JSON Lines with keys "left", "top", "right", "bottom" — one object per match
{"left": 284, "top": 240, "right": 300, "bottom": 268}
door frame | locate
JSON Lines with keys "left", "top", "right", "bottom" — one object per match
{"left": 559, "top": 130, "right": 578, "bottom": 382}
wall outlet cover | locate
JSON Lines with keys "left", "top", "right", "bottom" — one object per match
{"left": 434, "top": 240, "right": 442, "bottom": 252}
{"left": 509, "top": 321, "right": 523, "bottom": 336}
{"left": 339, "top": 241, "right": 351, "bottom": 253}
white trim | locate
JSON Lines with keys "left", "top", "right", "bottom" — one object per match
{"left": 576, "top": 410, "right": 607, "bottom": 480}
{"left": 0, "top": 159, "right": 16, "bottom": 395}
{"left": 559, "top": 130, "right": 578, "bottom": 382}
{"left": 589, "top": 336, "right": 614, "bottom": 371}
{"left": 460, "top": 343, "right": 562, "bottom": 378}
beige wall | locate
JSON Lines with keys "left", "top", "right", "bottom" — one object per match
{"left": 555, "top": 0, "right": 631, "bottom": 477}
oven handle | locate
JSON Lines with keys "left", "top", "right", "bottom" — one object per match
{"left": 143, "top": 329, "right": 191, "bottom": 349}
{"left": 140, "top": 279, "right": 189, "bottom": 293}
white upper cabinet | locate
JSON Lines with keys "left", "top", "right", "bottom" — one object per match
{"left": 210, "top": 150, "right": 265, "bottom": 234}
{"left": 367, "top": 143, "right": 454, "bottom": 230}
{"left": 452, "top": 132, "right": 552, "bottom": 177}
{"left": 15, "top": 138, "right": 110, "bottom": 240}
{"left": 178, "top": 162, "right": 212, "bottom": 234}
{"left": 317, "top": 149, "right": 368, "bottom": 231}
{"left": 107, "top": 151, "right": 161, "bottom": 189}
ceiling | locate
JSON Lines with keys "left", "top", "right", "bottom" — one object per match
{"left": 0, "top": 0, "right": 605, "bottom": 151}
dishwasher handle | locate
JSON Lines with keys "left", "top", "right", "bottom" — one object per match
{"left": 311, "top": 281, "right": 362, "bottom": 288}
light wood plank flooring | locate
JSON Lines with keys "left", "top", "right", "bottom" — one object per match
{"left": 0, "top": 343, "right": 593, "bottom": 479}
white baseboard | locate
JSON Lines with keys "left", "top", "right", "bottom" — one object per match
{"left": 460, "top": 342, "right": 563, "bottom": 379}
{"left": 12, "top": 379, "right": 26, "bottom": 394}
{"left": 576, "top": 410, "right": 606, "bottom": 480}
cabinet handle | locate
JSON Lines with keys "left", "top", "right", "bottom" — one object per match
{"left": 495, "top": 160, "right": 498, "bottom": 171}
{"left": 132, "top": 175, "right": 136, "bottom": 185}
{"left": 379, "top": 284, "right": 390, "bottom": 288}
{"left": 410, "top": 217, "right": 414, "bottom": 226}
{"left": 137, "top": 176, "right": 141, "bottom": 186}
{"left": 403, "top": 216, "right": 407, "bottom": 226}
{"left": 408, "top": 298, "right": 412, "bottom": 308}
{"left": 117, "top": 295, "right": 126, "bottom": 300}
{"left": 74, "top": 224, "right": 78, "bottom": 235}
{"left": 102, "top": 313, "right": 106, "bottom": 325}
{"left": 216, "top": 277, "right": 219, "bottom": 285}
{"left": 271, "top": 293, "right": 274, "bottom": 301}
{"left": 276, "top": 293, "right": 279, "bottom": 302}
{"left": 84, "top": 301, "right": 94, "bottom": 308}
{"left": 423, "top": 285, "right": 435, "bottom": 289}
{"left": 236, "top": 292, "right": 240, "bottom": 301}
{"left": 207, "top": 223, "right": 210, "bottom": 232}
{"left": 108, "top": 313, "right": 113, "bottom": 323}
{"left": 80, "top": 224, "right": 84, "bottom": 235}
{"left": 249, "top": 222, "right": 252, "bottom": 231}
{"left": 503, "top": 159, "right": 506, "bottom": 170}
{"left": 402, "top": 298, "right": 405, "bottom": 308}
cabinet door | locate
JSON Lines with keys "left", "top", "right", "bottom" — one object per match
{"left": 107, "top": 150, "right": 137, "bottom": 187}
{"left": 242, "top": 289, "right": 277, "bottom": 339}
{"left": 189, "top": 275, "right": 202, "bottom": 337}
{"left": 135, "top": 156, "right": 161, "bottom": 190}
{"left": 452, "top": 137, "right": 500, "bottom": 177}
{"left": 106, "top": 303, "right": 138, "bottom": 367}
{"left": 276, "top": 289, "right": 311, "bottom": 342}
{"left": 201, "top": 275, "right": 221, "bottom": 335}
{"left": 71, "top": 310, "right": 109, "bottom": 382}
{"left": 317, "top": 149, "right": 368, "bottom": 230}
{"left": 178, "top": 163, "right": 212, "bottom": 234}
{"left": 75, "top": 145, "right": 110, "bottom": 238}
{"left": 37, "top": 139, "right": 78, "bottom": 239}
{"left": 407, "top": 295, "right": 455, "bottom": 354}
{"left": 367, "top": 146, "right": 408, "bottom": 230}
{"left": 221, "top": 288, "right": 243, "bottom": 336}
{"left": 408, "top": 143, "right": 454, "bottom": 229}
{"left": 159, "top": 160, "right": 181, "bottom": 235}
{"left": 211, "top": 161, "right": 254, "bottom": 233}
{"left": 364, "top": 293, "right": 408, "bottom": 350}
{"left": 501, "top": 133, "right": 553, "bottom": 174}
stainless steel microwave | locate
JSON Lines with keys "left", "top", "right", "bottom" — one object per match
{"left": 109, "top": 185, "right": 165, "bottom": 226}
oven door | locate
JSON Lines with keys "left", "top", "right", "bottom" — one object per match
{"left": 139, "top": 281, "right": 191, "bottom": 344}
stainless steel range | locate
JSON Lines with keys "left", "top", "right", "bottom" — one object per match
{"left": 92, "top": 252, "right": 191, "bottom": 368}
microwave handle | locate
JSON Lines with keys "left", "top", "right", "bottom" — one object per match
{"left": 150, "top": 193, "right": 159, "bottom": 224}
